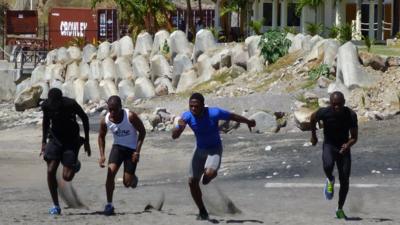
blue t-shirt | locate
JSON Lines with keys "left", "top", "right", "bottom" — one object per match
{"left": 182, "top": 107, "right": 231, "bottom": 151}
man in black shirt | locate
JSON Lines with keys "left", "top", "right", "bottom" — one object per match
{"left": 40, "top": 88, "right": 91, "bottom": 215}
{"left": 310, "top": 91, "right": 358, "bottom": 219}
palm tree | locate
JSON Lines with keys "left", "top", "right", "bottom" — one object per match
{"left": 186, "top": 0, "right": 195, "bottom": 39}
{"left": 91, "top": 0, "right": 175, "bottom": 35}
{"left": 296, "top": 0, "right": 324, "bottom": 24}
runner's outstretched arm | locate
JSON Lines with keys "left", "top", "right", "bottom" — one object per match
{"left": 129, "top": 112, "right": 146, "bottom": 162}
{"left": 310, "top": 112, "right": 318, "bottom": 146}
{"left": 229, "top": 113, "right": 256, "bottom": 132}
{"left": 172, "top": 119, "right": 187, "bottom": 139}
{"left": 340, "top": 127, "right": 358, "bottom": 154}
{"left": 41, "top": 109, "right": 50, "bottom": 155}
{"left": 98, "top": 118, "right": 107, "bottom": 167}
{"left": 75, "top": 102, "right": 91, "bottom": 156}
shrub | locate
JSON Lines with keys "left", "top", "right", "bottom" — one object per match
{"left": 249, "top": 19, "right": 264, "bottom": 35}
{"left": 306, "top": 23, "right": 324, "bottom": 36}
{"left": 259, "top": 29, "right": 292, "bottom": 64}
{"left": 362, "top": 35, "right": 374, "bottom": 52}
{"left": 308, "top": 64, "right": 330, "bottom": 80}
{"left": 328, "top": 25, "right": 339, "bottom": 39}
{"left": 283, "top": 26, "right": 298, "bottom": 35}
{"left": 337, "top": 23, "right": 352, "bottom": 44}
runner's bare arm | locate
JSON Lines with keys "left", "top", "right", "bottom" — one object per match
{"left": 229, "top": 113, "right": 256, "bottom": 132}
{"left": 340, "top": 127, "right": 358, "bottom": 154}
{"left": 41, "top": 109, "right": 50, "bottom": 155}
{"left": 310, "top": 111, "right": 318, "bottom": 146}
{"left": 98, "top": 117, "right": 108, "bottom": 167}
{"left": 129, "top": 111, "right": 146, "bottom": 155}
{"left": 75, "top": 102, "right": 91, "bottom": 156}
{"left": 172, "top": 119, "right": 187, "bottom": 139}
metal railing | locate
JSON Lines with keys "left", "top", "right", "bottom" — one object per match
{"left": 12, "top": 47, "right": 47, "bottom": 75}
{"left": 358, "top": 20, "right": 392, "bottom": 37}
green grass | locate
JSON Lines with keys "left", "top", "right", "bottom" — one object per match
{"left": 358, "top": 45, "right": 400, "bottom": 57}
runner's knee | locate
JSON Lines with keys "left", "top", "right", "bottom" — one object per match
{"left": 188, "top": 177, "right": 199, "bottom": 187}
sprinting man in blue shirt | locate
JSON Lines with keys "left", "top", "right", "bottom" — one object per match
{"left": 172, "top": 93, "right": 256, "bottom": 220}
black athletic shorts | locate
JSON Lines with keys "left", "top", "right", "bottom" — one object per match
{"left": 44, "top": 137, "right": 84, "bottom": 167}
{"left": 108, "top": 144, "right": 137, "bottom": 174}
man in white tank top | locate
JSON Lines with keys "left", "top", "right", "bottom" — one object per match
{"left": 98, "top": 96, "right": 146, "bottom": 216}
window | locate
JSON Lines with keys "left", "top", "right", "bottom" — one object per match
{"left": 287, "top": 3, "right": 300, "bottom": 26}
{"left": 263, "top": 3, "right": 273, "bottom": 26}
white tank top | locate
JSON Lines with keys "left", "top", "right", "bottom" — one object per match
{"left": 105, "top": 109, "right": 138, "bottom": 150}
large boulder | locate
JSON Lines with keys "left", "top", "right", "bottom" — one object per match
{"left": 50, "top": 79, "right": 63, "bottom": 90}
{"left": 82, "top": 44, "right": 97, "bottom": 63}
{"left": 358, "top": 51, "right": 388, "bottom": 72}
{"left": 288, "top": 33, "right": 312, "bottom": 53}
{"left": 99, "top": 79, "right": 118, "bottom": 100}
{"left": 322, "top": 39, "right": 340, "bottom": 67}
{"left": 151, "top": 30, "right": 170, "bottom": 57}
{"left": 150, "top": 54, "right": 172, "bottom": 81}
{"left": 14, "top": 85, "right": 43, "bottom": 111}
{"left": 170, "top": 30, "right": 191, "bottom": 58}
{"left": 193, "top": 29, "right": 216, "bottom": 61}
{"left": 210, "top": 48, "right": 231, "bottom": 69}
{"left": 154, "top": 77, "right": 174, "bottom": 96}
{"left": 97, "top": 41, "right": 111, "bottom": 60}
{"left": 31, "top": 64, "right": 46, "bottom": 84}
{"left": 67, "top": 46, "right": 82, "bottom": 62}
{"left": 16, "top": 78, "right": 31, "bottom": 95}
{"left": 196, "top": 54, "right": 215, "bottom": 84}
{"left": 176, "top": 69, "right": 197, "bottom": 93}
{"left": 132, "top": 55, "right": 150, "bottom": 78}
{"left": 294, "top": 107, "right": 316, "bottom": 131}
{"left": 65, "top": 61, "right": 80, "bottom": 81}
{"left": 387, "top": 56, "right": 400, "bottom": 67}
{"left": 134, "top": 77, "right": 156, "bottom": 98}
{"left": 73, "top": 79, "right": 86, "bottom": 105}
{"left": 247, "top": 55, "right": 265, "bottom": 73}
{"left": 172, "top": 54, "right": 193, "bottom": 87}
{"left": 231, "top": 43, "right": 249, "bottom": 70}
{"left": 89, "top": 59, "right": 102, "bottom": 81}
{"left": 336, "top": 42, "right": 374, "bottom": 89}
{"left": 134, "top": 32, "right": 152, "bottom": 57}
{"left": 309, "top": 35, "right": 324, "bottom": 49}
{"left": 120, "top": 35, "right": 135, "bottom": 57}
{"left": 115, "top": 57, "right": 134, "bottom": 80}
{"left": 327, "top": 81, "right": 351, "bottom": 99}
{"left": 249, "top": 111, "right": 277, "bottom": 133}
{"left": 84, "top": 79, "right": 102, "bottom": 103}
{"left": 56, "top": 47, "right": 72, "bottom": 64}
{"left": 0, "top": 61, "right": 16, "bottom": 101}
{"left": 46, "top": 49, "right": 58, "bottom": 65}
{"left": 36, "top": 82, "right": 50, "bottom": 100}
{"left": 102, "top": 57, "right": 118, "bottom": 81}
{"left": 61, "top": 80, "right": 76, "bottom": 99}
{"left": 79, "top": 61, "right": 90, "bottom": 80}
{"left": 245, "top": 35, "right": 261, "bottom": 58}
{"left": 44, "top": 63, "right": 64, "bottom": 82}
{"left": 110, "top": 40, "right": 121, "bottom": 58}
{"left": 118, "top": 79, "right": 135, "bottom": 100}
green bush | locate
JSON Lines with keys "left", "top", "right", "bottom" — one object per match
{"left": 337, "top": 23, "right": 352, "bottom": 44}
{"left": 259, "top": 29, "right": 292, "bottom": 64}
{"left": 328, "top": 25, "right": 339, "bottom": 39}
{"left": 308, "top": 64, "right": 330, "bottom": 80}
{"left": 283, "top": 26, "right": 298, "bottom": 35}
{"left": 249, "top": 19, "right": 264, "bottom": 35}
{"left": 362, "top": 35, "right": 374, "bottom": 52}
{"left": 306, "top": 23, "right": 324, "bottom": 36}
{"left": 396, "top": 32, "right": 400, "bottom": 39}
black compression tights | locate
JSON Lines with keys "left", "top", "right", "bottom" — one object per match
{"left": 322, "top": 143, "right": 351, "bottom": 209}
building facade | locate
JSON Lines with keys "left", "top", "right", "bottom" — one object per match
{"left": 250, "top": 0, "right": 398, "bottom": 40}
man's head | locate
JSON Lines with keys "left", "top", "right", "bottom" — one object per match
{"left": 107, "top": 95, "right": 122, "bottom": 120}
{"left": 47, "top": 88, "right": 63, "bottom": 109}
{"left": 330, "top": 91, "right": 345, "bottom": 113}
{"left": 189, "top": 93, "right": 205, "bottom": 117}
